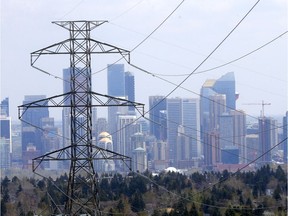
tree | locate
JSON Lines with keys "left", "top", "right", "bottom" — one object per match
{"left": 37, "top": 179, "right": 46, "bottom": 190}
{"left": 1, "top": 176, "right": 10, "bottom": 191}
{"left": 12, "top": 176, "right": 20, "bottom": 183}
{"left": 252, "top": 185, "right": 258, "bottom": 198}
{"left": 275, "top": 165, "right": 286, "bottom": 182}
{"left": 239, "top": 194, "right": 244, "bottom": 205}
{"left": 171, "top": 198, "right": 189, "bottom": 216}
{"left": 253, "top": 205, "right": 264, "bottom": 216}
{"left": 128, "top": 175, "right": 147, "bottom": 196}
{"left": 245, "top": 197, "right": 252, "bottom": 207}
{"left": 1, "top": 200, "right": 7, "bottom": 215}
{"left": 189, "top": 202, "right": 199, "bottom": 216}
{"left": 151, "top": 209, "right": 162, "bottom": 216}
{"left": 16, "top": 184, "right": 23, "bottom": 196}
{"left": 130, "top": 190, "right": 145, "bottom": 212}
{"left": 117, "top": 199, "right": 125, "bottom": 213}
{"left": 273, "top": 184, "right": 281, "bottom": 201}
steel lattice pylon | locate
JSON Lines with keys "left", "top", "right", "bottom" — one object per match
{"left": 18, "top": 21, "right": 144, "bottom": 215}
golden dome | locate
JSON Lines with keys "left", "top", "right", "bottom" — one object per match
{"left": 98, "top": 131, "right": 112, "bottom": 141}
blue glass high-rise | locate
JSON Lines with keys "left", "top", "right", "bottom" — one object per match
{"left": 213, "top": 72, "right": 236, "bottom": 111}
{"left": 107, "top": 64, "right": 125, "bottom": 97}
{"left": 21, "top": 95, "right": 49, "bottom": 166}
{"left": 149, "top": 96, "right": 167, "bottom": 140}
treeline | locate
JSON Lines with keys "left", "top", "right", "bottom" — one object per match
{"left": 1, "top": 165, "right": 287, "bottom": 215}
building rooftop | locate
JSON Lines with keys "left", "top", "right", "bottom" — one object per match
{"left": 202, "top": 79, "right": 216, "bottom": 88}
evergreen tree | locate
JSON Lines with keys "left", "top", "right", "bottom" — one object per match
{"left": 275, "top": 165, "right": 286, "bottom": 182}
{"left": 37, "top": 179, "right": 46, "bottom": 190}
{"left": 245, "top": 197, "right": 252, "bottom": 207}
{"left": 273, "top": 184, "right": 282, "bottom": 201}
{"left": 130, "top": 190, "right": 145, "bottom": 212}
{"left": 189, "top": 202, "right": 199, "bottom": 216}
{"left": 117, "top": 199, "right": 125, "bottom": 213}
{"left": 16, "top": 184, "right": 23, "bottom": 196}
{"left": 171, "top": 198, "right": 188, "bottom": 216}
{"left": 1, "top": 200, "right": 7, "bottom": 215}
{"left": 152, "top": 209, "right": 162, "bottom": 216}
{"left": 225, "top": 208, "right": 236, "bottom": 216}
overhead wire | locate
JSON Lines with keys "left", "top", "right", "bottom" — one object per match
{"left": 106, "top": 0, "right": 266, "bottom": 151}
{"left": 146, "top": 111, "right": 286, "bottom": 162}
{"left": 21, "top": 0, "right": 186, "bottom": 170}
{"left": 25, "top": 0, "right": 282, "bottom": 169}
{"left": 99, "top": 0, "right": 281, "bottom": 168}
{"left": 108, "top": 20, "right": 286, "bottom": 82}
{"left": 126, "top": 63, "right": 284, "bottom": 164}
{"left": 92, "top": 0, "right": 185, "bottom": 76}
{"left": 126, "top": 0, "right": 261, "bottom": 118}
{"left": 20, "top": 0, "right": 286, "bottom": 213}
{"left": 109, "top": 0, "right": 146, "bottom": 22}
{"left": 129, "top": 137, "right": 287, "bottom": 210}
{"left": 188, "top": 137, "right": 288, "bottom": 199}
{"left": 93, "top": 0, "right": 283, "bottom": 162}
{"left": 144, "top": 30, "right": 288, "bottom": 77}
{"left": 57, "top": 0, "right": 85, "bottom": 20}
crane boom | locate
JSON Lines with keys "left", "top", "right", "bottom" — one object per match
{"left": 242, "top": 100, "right": 271, "bottom": 118}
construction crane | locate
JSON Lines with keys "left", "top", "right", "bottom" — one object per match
{"left": 243, "top": 100, "right": 271, "bottom": 118}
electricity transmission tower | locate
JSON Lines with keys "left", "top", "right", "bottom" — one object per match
{"left": 18, "top": 21, "right": 144, "bottom": 215}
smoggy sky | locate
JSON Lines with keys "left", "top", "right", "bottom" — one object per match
{"left": 1, "top": 0, "right": 287, "bottom": 121}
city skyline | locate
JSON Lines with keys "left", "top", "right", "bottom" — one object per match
{"left": 1, "top": 0, "right": 287, "bottom": 122}
{"left": 1, "top": 83, "right": 286, "bottom": 170}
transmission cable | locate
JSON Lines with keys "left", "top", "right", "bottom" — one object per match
{"left": 109, "top": 0, "right": 263, "bottom": 148}
{"left": 126, "top": 0, "right": 261, "bottom": 117}
{"left": 130, "top": 136, "right": 287, "bottom": 210}
{"left": 110, "top": 0, "right": 146, "bottom": 22}
{"left": 91, "top": 0, "right": 185, "bottom": 76}
{"left": 146, "top": 30, "right": 288, "bottom": 77}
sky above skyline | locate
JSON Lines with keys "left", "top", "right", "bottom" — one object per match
{"left": 1, "top": 0, "right": 287, "bottom": 121}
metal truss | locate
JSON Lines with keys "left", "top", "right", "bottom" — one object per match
{"left": 18, "top": 92, "right": 144, "bottom": 119}
{"left": 19, "top": 20, "right": 144, "bottom": 215}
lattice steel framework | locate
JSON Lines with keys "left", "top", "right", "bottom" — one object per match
{"left": 18, "top": 21, "right": 144, "bottom": 215}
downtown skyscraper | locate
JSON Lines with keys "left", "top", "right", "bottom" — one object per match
{"left": 21, "top": 95, "right": 49, "bottom": 168}
{"left": 107, "top": 64, "right": 136, "bottom": 133}
{"left": 0, "top": 97, "right": 11, "bottom": 169}
{"left": 258, "top": 117, "right": 278, "bottom": 164}
{"left": 200, "top": 72, "right": 241, "bottom": 169}
{"left": 166, "top": 97, "right": 200, "bottom": 168}
{"left": 149, "top": 96, "right": 167, "bottom": 140}
{"left": 107, "top": 64, "right": 137, "bottom": 168}
{"left": 283, "top": 112, "right": 288, "bottom": 163}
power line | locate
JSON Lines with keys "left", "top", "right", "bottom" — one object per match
{"left": 126, "top": 0, "right": 261, "bottom": 117}
{"left": 128, "top": 61, "right": 282, "bottom": 131}
{"left": 130, "top": 136, "right": 287, "bottom": 210}
{"left": 110, "top": 0, "right": 146, "bottom": 22}
{"left": 144, "top": 31, "right": 287, "bottom": 77}
{"left": 92, "top": 0, "right": 185, "bottom": 76}
{"left": 145, "top": 111, "right": 285, "bottom": 162}
{"left": 130, "top": 0, "right": 185, "bottom": 52}
{"left": 188, "top": 137, "right": 288, "bottom": 198}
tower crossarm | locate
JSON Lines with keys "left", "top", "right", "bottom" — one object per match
{"left": 18, "top": 91, "right": 145, "bottom": 120}
{"left": 31, "top": 39, "right": 130, "bottom": 72}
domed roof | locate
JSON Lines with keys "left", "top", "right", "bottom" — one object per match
{"left": 99, "top": 137, "right": 112, "bottom": 143}
{"left": 98, "top": 132, "right": 112, "bottom": 141}
{"left": 133, "top": 147, "right": 145, "bottom": 152}
{"left": 165, "top": 167, "right": 178, "bottom": 173}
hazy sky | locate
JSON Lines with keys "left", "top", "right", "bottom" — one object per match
{"left": 1, "top": 0, "right": 287, "bottom": 121}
